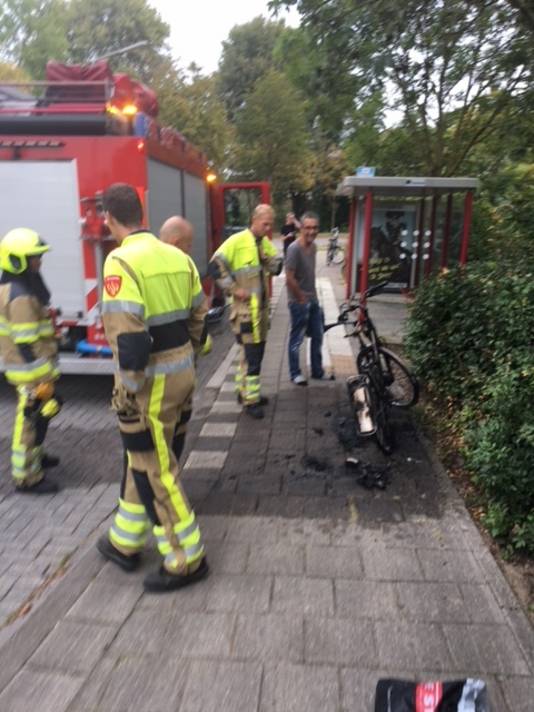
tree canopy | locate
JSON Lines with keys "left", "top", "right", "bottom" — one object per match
{"left": 217, "top": 16, "right": 285, "bottom": 119}
{"left": 271, "top": 0, "right": 532, "bottom": 175}
{"left": 1, "top": 0, "right": 533, "bottom": 229}
{"left": 234, "top": 70, "right": 313, "bottom": 201}
{"left": 0, "top": 0, "right": 170, "bottom": 79}
{"left": 156, "top": 64, "right": 235, "bottom": 173}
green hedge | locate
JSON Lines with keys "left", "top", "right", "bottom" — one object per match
{"left": 405, "top": 262, "right": 534, "bottom": 554}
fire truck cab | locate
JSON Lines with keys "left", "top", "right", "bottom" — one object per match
{"left": 0, "top": 61, "right": 269, "bottom": 374}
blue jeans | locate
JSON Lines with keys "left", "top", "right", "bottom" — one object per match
{"left": 288, "top": 299, "right": 324, "bottom": 380}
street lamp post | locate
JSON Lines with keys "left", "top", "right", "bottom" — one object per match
{"left": 93, "top": 41, "right": 149, "bottom": 62}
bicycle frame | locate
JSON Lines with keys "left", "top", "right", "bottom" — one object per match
{"left": 324, "top": 280, "right": 395, "bottom": 451}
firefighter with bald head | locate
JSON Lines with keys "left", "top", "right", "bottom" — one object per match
{"left": 208, "top": 204, "right": 282, "bottom": 419}
{"left": 96, "top": 184, "right": 210, "bottom": 592}
{"left": 0, "top": 228, "right": 62, "bottom": 494}
{"left": 160, "top": 215, "right": 194, "bottom": 255}
{"left": 159, "top": 215, "right": 211, "bottom": 465}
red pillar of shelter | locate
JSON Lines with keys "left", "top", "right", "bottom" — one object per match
{"left": 460, "top": 190, "right": 474, "bottom": 265}
{"left": 359, "top": 190, "right": 374, "bottom": 302}
{"left": 441, "top": 193, "right": 453, "bottom": 269}
{"left": 345, "top": 198, "right": 357, "bottom": 299}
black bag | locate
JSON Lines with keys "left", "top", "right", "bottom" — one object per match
{"left": 374, "top": 678, "right": 489, "bottom": 711}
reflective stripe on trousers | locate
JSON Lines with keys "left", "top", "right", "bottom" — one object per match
{"left": 154, "top": 511, "right": 204, "bottom": 569}
{"left": 243, "top": 375, "right": 260, "bottom": 405}
{"left": 146, "top": 372, "right": 204, "bottom": 569}
{"left": 234, "top": 363, "right": 244, "bottom": 395}
{"left": 109, "top": 363, "right": 203, "bottom": 570}
{"left": 109, "top": 497, "right": 149, "bottom": 551}
{"left": 10, "top": 387, "right": 43, "bottom": 486}
{"left": 6, "top": 357, "right": 58, "bottom": 385}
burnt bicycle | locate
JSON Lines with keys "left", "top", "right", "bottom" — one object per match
{"left": 325, "top": 281, "right": 419, "bottom": 454}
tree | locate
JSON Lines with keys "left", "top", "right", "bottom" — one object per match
{"left": 506, "top": 0, "right": 534, "bottom": 33}
{"left": 273, "top": 24, "right": 360, "bottom": 141}
{"left": 343, "top": 92, "right": 385, "bottom": 170}
{"left": 217, "top": 16, "right": 285, "bottom": 118}
{"left": 310, "top": 143, "right": 349, "bottom": 229}
{"left": 0, "top": 0, "right": 170, "bottom": 81}
{"left": 156, "top": 64, "right": 235, "bottom": 173}
{"left": 65, "top": 0, "right": 170, "bottom": 83}
{"left": 0, "top": 0, "right": 69, "bottom": 78}
{"left": 0, "top": 61, "right": 32, "bottom": 82}
{"left": 234, "top": 70, "right": 313, "bottom": 203}
{"left": 271, "top": 0, "right": 532, "bottom": 175}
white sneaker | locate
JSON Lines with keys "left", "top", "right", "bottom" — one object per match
{"left": 292, "top": 374, "right": 308, "bottom": 386}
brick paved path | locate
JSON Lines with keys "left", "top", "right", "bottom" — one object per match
{"left": 0, "top": 265, "right": 531, "bottom": 711}
{"left": 0, "top": 316, "right": 234, "bottom": 629}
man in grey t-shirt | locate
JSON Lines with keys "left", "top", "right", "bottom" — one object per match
{"left": 285, "top": 212, "right": 330, "bottom": 385}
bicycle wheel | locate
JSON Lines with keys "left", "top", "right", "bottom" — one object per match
{"left": 369, "top": 379, "right": 394, "bottom": 454}
{"left": 358, "top": 346, "right": 419, "bottom": 408}
{"left": 332, "top": 246, "right": 345, "bottom": 265}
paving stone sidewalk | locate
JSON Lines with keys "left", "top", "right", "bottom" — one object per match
{"left": 0, "top": 318, "right": 234, "bottom": 632}
{"left": 0, "top": 264, "right": 532, "bottom": 711}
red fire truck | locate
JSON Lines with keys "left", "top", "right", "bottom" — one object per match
{"left": 0, "top": 61, "right": 269, "bottom": 374}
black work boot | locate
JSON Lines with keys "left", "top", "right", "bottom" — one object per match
{"left": 42, "top": 453, "right": 60, "bottom": 468}
{"left": 16, "top": 477, "right": 59, "bottom": 495}
{"left": 143, "top": 558, "right": 210, "bottom": 593}
{"left": 96, "top": 535, "right": 141, "bottom": 572}
{"left": 245, "top": 403, "right": 264, "bottom": 419}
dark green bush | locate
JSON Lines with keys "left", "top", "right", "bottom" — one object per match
{"left": 405, "top": 260, "right": 534, "bottom": 553}
{"left": 464, "top": 353, "right": 534, "bottom": 552}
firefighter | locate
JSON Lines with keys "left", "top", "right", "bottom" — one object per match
{"left": 96, "top": 184, "right": 209, "bottom": 593}
{"left": 208, "top": 204, "right": 283, "bottom": 419}
{"left": 0, "top": 228, "right": 62, "bottom": 494}
{"left": 159, "top": 215, "right": 212, "bottom": 465}
{"left": 160, "top": 215, "right": 194, "bottom": 255}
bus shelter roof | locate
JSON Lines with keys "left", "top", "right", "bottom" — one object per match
{"left": 337, "top": 175, "right": 479, "bottom": 198}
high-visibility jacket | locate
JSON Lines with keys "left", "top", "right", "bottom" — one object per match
{"left": 208, "top": 228, "right": 282, "bottom": 343}
{"left": 101, "top": 231, "right": 208, "bottom": 394}
{"left": 0, "top": 277, "right": 59, "bottom": 387}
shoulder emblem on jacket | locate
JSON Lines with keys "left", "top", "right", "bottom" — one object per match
{"left": 104, "top": 275, "right": 122, "bottom": 297}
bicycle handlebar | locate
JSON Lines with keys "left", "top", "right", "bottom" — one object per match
{"left": 363, "top": 280, "right": 389, "bottom": 300}
{"left": 327, "top": 279, "right": 389, "bottom": 327}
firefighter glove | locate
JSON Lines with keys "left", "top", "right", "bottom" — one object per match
{"left": 200, "top": 333, "right": 213, "bottom": 356}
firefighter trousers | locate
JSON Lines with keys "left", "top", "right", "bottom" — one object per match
{"left": 121, "top": 391, "right": 192, "bottom": 480}
{"left": 11, "top": 385, "right": 50, "bottom": 487}
{"left": 108, "top": 353, "right": 204, "bottom": 574}
{"left": 235, "top": 341, "right": 266, "bottom": 405}
{"left": 231, "top": 303, "right": 269, "bottom": 406}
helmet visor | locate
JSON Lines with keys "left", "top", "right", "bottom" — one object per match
{"left": 28, "top": 237, "right": 50, "bottom": 256}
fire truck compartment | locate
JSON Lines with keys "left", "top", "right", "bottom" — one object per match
{"left": 147, "top": 159, "right": 209, "bottom": 277}
{"left": 0, "top": 160, "right": 85, "bottom": 318}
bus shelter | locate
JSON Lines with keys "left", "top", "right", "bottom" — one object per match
{"left": 337, "top": 176, "right": 479, "bottom": 299}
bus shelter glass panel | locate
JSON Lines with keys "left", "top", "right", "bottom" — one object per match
{"left": 361, "top": 203, "right": 417, "bottom": 289}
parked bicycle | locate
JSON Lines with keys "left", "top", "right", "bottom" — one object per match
{"left": 326, "top": 227, "right": 345, "bottom": 266}
{"left": 325, "top": 280, "right": 419, "bottom": 454}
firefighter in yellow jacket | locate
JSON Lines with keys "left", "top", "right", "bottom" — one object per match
{"left": 208, "top": 204, "right": 282, "bottom": 419}
{"left": 96, "top": 184, "right": 209, "bottom": 593}
{"left": 0, "top": 228, "right": 62, "bottom": 494}
{"left": 159, "top": 215, "right": 212, "bottom": 465}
